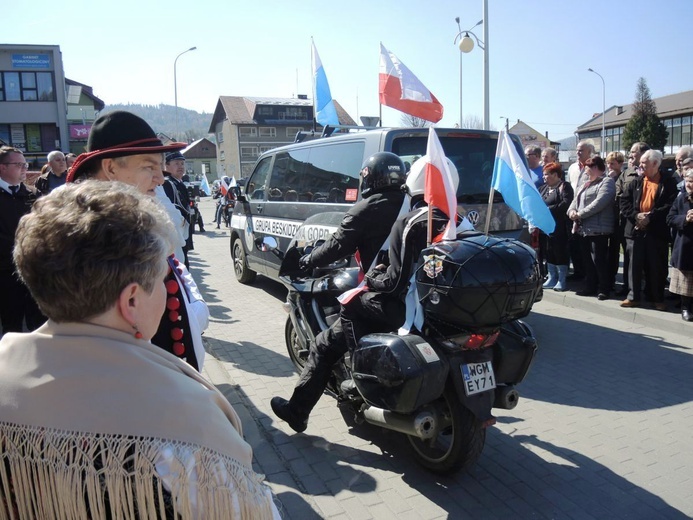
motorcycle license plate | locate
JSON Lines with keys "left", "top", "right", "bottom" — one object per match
{"left": 461, "top": 362, "right": 496, "bottom": 396}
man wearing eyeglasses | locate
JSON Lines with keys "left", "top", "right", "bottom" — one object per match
{"left": 524, "top": 145, "right": 544, "bottom": 188}
{"left": 0, "top": 147, "right": 45, "bottom": 335}
{"left": 35, "top": 150, "right": 68, "bottom": 196}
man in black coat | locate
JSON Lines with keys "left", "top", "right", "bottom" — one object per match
{"left": 162, "top": 152, "right": 193, "bottom": 267}
{"left": 620, "top": 149, "right": 678, "bottom": 309}
{"left": 271, "top": 152, "right": 407, "bottom": 433}
{"left": 0, "top": 147, "right": 45, "bottom": 334}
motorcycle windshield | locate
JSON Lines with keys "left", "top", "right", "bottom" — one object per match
{"left": 279, "top": 211, "right": 347, "bottom": 277}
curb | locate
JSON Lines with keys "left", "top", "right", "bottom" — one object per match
{"left": 539, "top": 287, "right": 691, "bottom": 336}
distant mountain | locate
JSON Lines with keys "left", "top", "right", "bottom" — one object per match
{"left": 557, "top": 135, "right": 576, "bottom": 151}
{"left": 101, "top": 103, "right": 214, "bottom": 144}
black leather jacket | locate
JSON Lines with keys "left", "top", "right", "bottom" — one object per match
{"left": 308, "top": 189, "right": 405, "bottom": 271}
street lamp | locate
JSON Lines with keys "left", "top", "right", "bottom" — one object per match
{"left": 588, "top": 68, "right": 605, "bottom": 155}
{"left": 454, "top": 16, "right": 482, "bottom": 127}
{"left": 174, "top": 46, "right": 197, "bottom": 141}
{"left": 454, "top": 0, "right": 489, "bottom": 130}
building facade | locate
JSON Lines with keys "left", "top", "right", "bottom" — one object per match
{"left": 208, "top": 95, "right": 356, "bottom": 180}
{"left": 0, "top": 44, "right": 68, "bottom": 166}
{"left": 65, "top": 78, "right": 105, "bottom": 156}
{"left": 0, "top": 44, "right": 104, "bottom": 167}
{"left": 576, "top": 90, "right": 693, "bottom": 157}
{"left": 507, "top": 120, "right": 560, "bottom": 151}
{"left": 181, "top": 137, "right": 217, "bottom": 180}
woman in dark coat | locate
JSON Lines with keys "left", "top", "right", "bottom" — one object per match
{"left": 539, "top": 162, "right": 574, "bottom": 291}
{"left": 666, "top": 168, "right": 693, "bottom": 321}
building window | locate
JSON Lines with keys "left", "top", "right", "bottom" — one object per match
{"left": 286, "top": 127, "right": 303, "bottom": 138}
{"left": 218, "top": 132, "right": 224, "bottom": 143}
{"left": 258, "top": 107, "right": 273, "bottom": 116}
{"left": 259, "top": 127, "right": 276, "bottom": 138}
{"left": 259, "top": 145, "right": 273, "bottom": 154}
{"left": 682, "top": 117, "right": 691, "bottom": 147}
{"left": 280, "top": 107, "right": 309, "bottom": 120}
{"left": 239, "top": 127, "right": 257, "bottom": 137}
{"left": 220, "top": 150, "right": 225, "bottom": 160}
{"left": 0, "top": 71, "right": 54, "bottom": 101}
{"left": 241, "top": 146, "right": 258, "bottom": 158}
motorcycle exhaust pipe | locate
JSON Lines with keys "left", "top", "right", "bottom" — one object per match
{"left": 494, "top": 385, "right": 519, "bottom": 410}
{"left": 362, "top": 406, "right": 437, "bottom": 440}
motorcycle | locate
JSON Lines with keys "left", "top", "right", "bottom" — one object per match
{"left": 264, "top": 213, "right": 542, "bottom": 474}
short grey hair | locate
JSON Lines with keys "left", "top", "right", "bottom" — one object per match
{"left": 524, "top": 145, "right": 541, "bottom": 156}
{"left": 577, "top": 141, "right": 595, "bottom": 154}
{"left": 642, "top": 149, "right": 663, "bottom": 167}
{"left": 542, "top": 147, "right": 558, "bottom": 161}
{"left": 47, "top": 150, "right": 65, "bottom": 162}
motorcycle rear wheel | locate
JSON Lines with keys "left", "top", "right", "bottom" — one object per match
{"left": 407, "top": 386, "right": 485, "bottom": 475}
{"left": 285, "top": 317, "right": 307, "bottom": 373}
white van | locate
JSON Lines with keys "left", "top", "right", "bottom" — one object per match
{"left": 229, "top": 127, "right": 528, "bottom": 284}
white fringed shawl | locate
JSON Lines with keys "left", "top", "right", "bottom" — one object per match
{"left": 0, "top": 321, "right": 276, "bottom": 519}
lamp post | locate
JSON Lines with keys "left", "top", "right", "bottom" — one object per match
{"left": 588, "top": 68, "right": 605, "bottom": 155}
{"left": 174, "top": 46, "right": 197, "bottom": 141}
{"left": 454, "top": 17, "right": 482, "bottom": 128}
{"left": 454, "top": 0, "right": 489, "bottom": 130}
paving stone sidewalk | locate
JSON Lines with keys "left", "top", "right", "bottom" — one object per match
{"left": 192, "top": 198, "right": 692, "bottom": 519}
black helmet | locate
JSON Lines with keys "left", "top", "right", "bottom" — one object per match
{"left": 360, "top": 152, "right": 407, "bottom": 198}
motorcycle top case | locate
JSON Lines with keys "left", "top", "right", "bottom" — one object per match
{"left": 416, "top": 233, "right": 541, "bottom": 330}
{"left": 351, "top": 333, "right": 449, "bottom": 414}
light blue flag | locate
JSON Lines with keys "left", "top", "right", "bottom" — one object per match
{"left": 492, "top": 130, "right": 555, "bottom": 234}
{"left": 199, "top": 171, "right": 211, "bottom": 196}
{"left": 312, "top": 40, "right": 339, "bottom": 127}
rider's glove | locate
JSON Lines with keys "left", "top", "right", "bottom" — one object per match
{"left": 298, "top": 254, "right": 313, "bottom": 272}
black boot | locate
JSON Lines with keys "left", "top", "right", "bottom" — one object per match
{"left": 271, "top": 397, "right": 308, "bottom": 433}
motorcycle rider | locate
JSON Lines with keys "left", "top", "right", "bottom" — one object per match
{"left": 271, "top": 152, "right": 408, "bottom": 433}
{"left": 272, "top": 155, "right": 471, "bottom": 433}
{"left": 341, "top": 157, "right": 471, "bottom": 351}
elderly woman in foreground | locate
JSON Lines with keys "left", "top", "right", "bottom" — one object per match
{"left": 0, "top": 182, "right": 278, "bottom": 519}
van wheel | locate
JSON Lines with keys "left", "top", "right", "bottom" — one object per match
{"left": 231, "top": 238, "right": 256, "bottom": 284}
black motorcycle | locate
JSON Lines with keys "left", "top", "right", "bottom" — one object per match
{"left": 265, "top": 213, "right": 541, "bottom": 474}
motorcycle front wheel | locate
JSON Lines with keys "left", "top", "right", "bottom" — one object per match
{"left": 407, "top": 386, "right": 485, "bottom": 475}
{"left": 285, "top": 317, "right": 307, "bottom": 373}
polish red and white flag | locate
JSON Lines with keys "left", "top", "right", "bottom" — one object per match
{"left": 379, "top": 43, "right": 443, "bottom": 123}
{"left": 424, "top": 127, "right": 458, "bottom": 242}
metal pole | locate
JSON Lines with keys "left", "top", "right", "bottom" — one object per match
{"left": 174, "top": 46, "right": 197, "bottom": 141}
{"left": 482, "top": 0, "right": 489, "bottom": 130}
{"left": 460, "top": 45, "right": 464, "bottom": 128}
{"left": 588, "top": 68, "right": 605, "bottom": 155}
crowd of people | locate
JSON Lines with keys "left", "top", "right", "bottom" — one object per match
{"left": 1, "top": 110, "right": 692, "bottom": 515}
{"left": 531, "top": 142, "right": 693, "bottom": 321}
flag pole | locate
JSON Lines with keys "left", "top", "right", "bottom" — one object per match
{"left": 484, "top": 129, "right": 502, "bottom": 236}
{"left": 310, "top": 37, "right": 316, "bottom": 133}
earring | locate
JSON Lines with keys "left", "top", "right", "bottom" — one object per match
{"left": 133, "top": 325, "right": 143, "bottom": 339}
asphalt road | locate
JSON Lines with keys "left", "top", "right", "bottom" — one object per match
{"left": 193, "top": 197, "right": 692, "bottom": 519}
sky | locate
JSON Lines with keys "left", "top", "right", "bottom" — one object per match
{"left": 5, "top": 0, "right": 693, "bottom": 141}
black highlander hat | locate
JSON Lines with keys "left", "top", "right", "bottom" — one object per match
{"left": 67, "top": 110, "right": 186, "bottom": 183}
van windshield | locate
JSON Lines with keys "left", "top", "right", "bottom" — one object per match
{"left": 392, "top": 134, "right": 511, "bottom": 203}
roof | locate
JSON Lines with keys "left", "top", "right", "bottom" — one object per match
{"left": 65, "top": 78, "right": 105, "bottom": 110}
{"left": 578, "top": 89, "right": 693, "bottom": 132}
{"left": 182, "top": 137, "right": 216, "bottom": 159}
{"left": 208, "top": 95, "right": 356, "bottom": 132}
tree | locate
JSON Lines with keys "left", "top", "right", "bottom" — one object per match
{"left": 622, "top": 77, "right": 668, "bottom": 151}
{"left": 399, "top": 113, "right": 432, "bottom": 128}
{"left": 461, "top": 115, "right": 485, "bottom": 130}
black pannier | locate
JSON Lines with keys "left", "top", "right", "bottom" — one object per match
{"left": 351, "top": 333, "right": 449, "bottom": 414}
{"left": 415, "top": 233, "right": 541, "bottom": 331}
